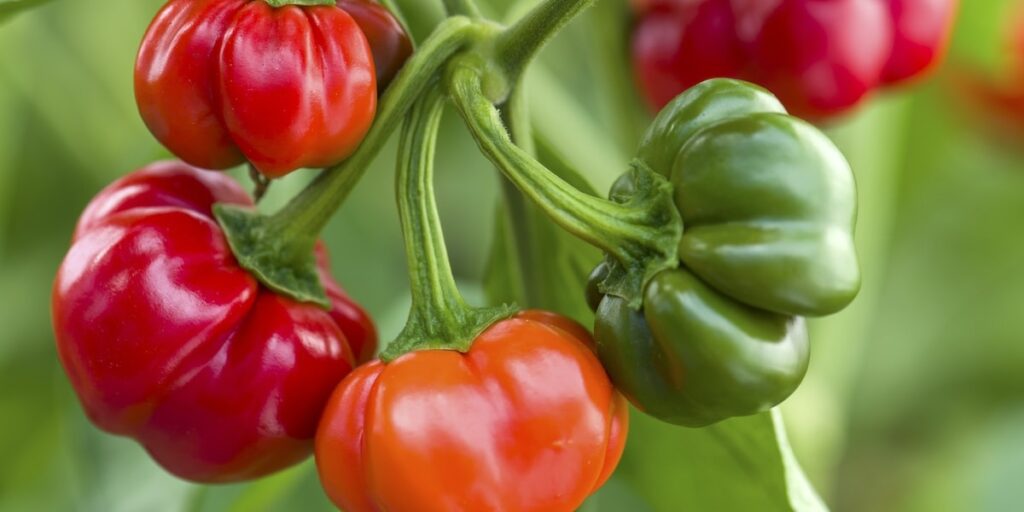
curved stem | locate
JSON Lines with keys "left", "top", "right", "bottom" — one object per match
{"left": 263, "top": 16, "right": 480, "bottom": 258}
{"left": 383, "top": 87, "right": 515, "bottom": 361}
{"left": 265, "top": 0, "right": 335, "bottom": 7}
{"left": 448, "top": 61, "right": 674, "bottom": 265}
{"left": 494, "top": 0, "right": 595, "bottom": 84}
{"left": 215, "top": 17, "right": 483, "bottom": 308}
{"left": 447, "top": 59, "right": 681, "bottom": 306}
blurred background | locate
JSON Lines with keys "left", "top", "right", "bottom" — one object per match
{"left": 2, "top": 0, "right": 1023, "bottom": 511}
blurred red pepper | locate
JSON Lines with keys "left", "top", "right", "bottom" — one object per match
{"left": 315, "top": 311, "right": 628, "bottom": 512}
{"left": 52, "top": 161, "right": 377, "bottom": 482}
{"left": 135, "top": 0, "right": 395, "bottom": 178}
{"left": 949, "top": 3, "right": 1024, "bottom": 144}
{"left": 632, "top": 0, "right": 958, "bottom": 120}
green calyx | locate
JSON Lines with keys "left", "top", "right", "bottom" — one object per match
{"left": 589, "top": 161, "right": 682, "bottom": 308}
{"left": 383, "top": 88, "right": 516, "bottom": 362}
{"left": 215, "top": 205, "right": 329, "bottom": 308}
{"left": 263, "top": 0, "right": 336, "bottom": 8}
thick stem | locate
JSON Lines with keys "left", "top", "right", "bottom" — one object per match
{"left": 449, "top": 62, "right": 672, "bottom": 266}
{"left": 263, "top": 16, "right": 480, "bottom": 259}
{"left": 215, "top": 17, "right": 482, "bottom": 307}
{"left": 447, "top": 59, "right": 681, "bottom": 307}
{"left": 494, "top": 0, "right": 595, "bottom": 83}
{"left": 383, "top": 88, "right": 515, "bottom": 361}
{"left": 264, "top": 0, "right": 336, "bottom": 7}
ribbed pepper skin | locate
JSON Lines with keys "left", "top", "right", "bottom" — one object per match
{"left": 135, "top": 0, "right": 378, "bottom": 177}
{"left": 315, "top": 312, "right": 628, "bottom": 512}
{"left": 632, "top": 0, "right": 957, "bottom": 119}
{"left": 591, "top": 79, "right": 858, "bottom": 427}
{"left": 52, "top": 161, "right": 377, "bottom": 482}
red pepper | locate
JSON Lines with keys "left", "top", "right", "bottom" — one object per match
{"left": 52, "top": 161, "right": 376, "bottom": 482}
{"left": 631, "top": 0, "right": 958, "bottom": 120}
{"left": 315, "top": 311, "right": 628, "bottom": 512}
{"left": 135, "top": 0, "right": 379, "bottom": 177}
{"left": 631, "top": 1, "right": 746, "bottom": 110}
{"left": 337, "top": 0, "right": 414, "bottom": 91}
{"left": 751, "top": 0, "right": 892, "bottom": 120}
{"left": 881, "top": 0, "right": 959, "bottom": 85}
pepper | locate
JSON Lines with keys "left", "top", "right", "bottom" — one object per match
{"left": 315, "top": 91, "right": 627, "bottom": 512}
{"left": 337, "top": 0, "right": 414, "bottom": 91}
{"left": 135, "top": 0, "right": 383, "bottom": 177}
{"left": 589, "top": 79, "right": 859, "bottom": 426}
{"left": 316, "top": 311, "right": 629, "bottom": 512}
{"left": 631, "top": 0, "right": 958, "bottom": 119}
{"left": 52, "top": 161, "right": 377, "bottom": 482}
{"left": 881, "top": 0, "right": 959, "bottom": 85}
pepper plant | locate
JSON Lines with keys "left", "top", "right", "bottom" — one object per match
{"left": 26, "top": 0, "right": 963, "bottom": 509}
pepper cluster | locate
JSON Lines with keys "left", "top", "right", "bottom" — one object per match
{"left": 48, "top": 0, "right": 949, "bottom": 509}
{"left": 632, "top": 0, "right": 959, "bottom": 119}
{"left": 56, "top": 0, "right": 407, "bottom": 485}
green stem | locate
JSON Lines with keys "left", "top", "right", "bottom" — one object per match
{"left": 264, "top": 0, "right": 335, "bottom": 7}
{"left": 588, "top": 0, "right": 647, "bottom": 152}
{"left": 447, "top": 60, "right": 680, "bottom": 305}
{"left": 442, "top": 0, "right": 480, "bottom": 18}
{"left": 383, "top": 88, "right": 515, "bottom": 361}
{"left": 494, "top": 0, "right": 595, "bottom": 83}
{"left": 263, "top": 16, "right": 480, "bottom": 258}
{"left": 215, "top": 17, "right": 482, "bottom": 307}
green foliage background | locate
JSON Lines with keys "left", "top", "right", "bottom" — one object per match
{"left": 1, "top": 0, "right": 1023, "bottom": 510}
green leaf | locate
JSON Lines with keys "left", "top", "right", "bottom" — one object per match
{"left": 526, "top": 64, "right": 627, "bottom": 194}
{"left": 0, "top": 0, "right": 55, "bottom": 25}
{"left": 617, "top": 409, "right": 827, "bottom": 512}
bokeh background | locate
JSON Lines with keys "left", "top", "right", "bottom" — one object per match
{"left": 2, "top": 0, "right": 1023, "bottom": 511}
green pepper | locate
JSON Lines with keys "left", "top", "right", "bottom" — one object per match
{"left": 595, "top": 269, "right": 808, "bottom": 427}
{"left": 590, "top": 78, "right": 859, "bottom": 426}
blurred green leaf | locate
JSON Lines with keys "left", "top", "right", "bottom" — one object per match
{"left": 619, "top": 410, "right": 827, "bottom": 512}
{"left": 0, "top": 0, "right": 54, "bottom": 24}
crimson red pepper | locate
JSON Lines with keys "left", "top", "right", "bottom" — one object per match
{"left": 315, "top": 311, "right": 628, "bottom": 512}
{"left": 881, "top": 0, "right": 959, "bottom": 85}
{"left": 135, "top": 0, "right": 380, "bottom": 177}
{"left": 751, "top": 0, "right": 892, "bottom": 119}
{"left": 52, "top": 161, "right": 377, "bottom": 482}
{"left": 337, "top": 0, "right": 413, "bottom": 91}
{"left": 948, "top": 4, "right": 1024, "bottom": 145}
{"left": 631, "top": 0, "right": 958, "bottom": 119}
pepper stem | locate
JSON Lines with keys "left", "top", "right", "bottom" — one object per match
{"left": 264, "top": 0, "right": 336, "bottom": 7}
{"left": 215, "top": 17, "right": 482, "bottom": 307}
{"left": 447, "top": 59, "right": 682, "bottom": 307}
{"left": 383, "top": 88, "right": 515, "bottom": 361}
{"left": 494, "top": 0, "right": 595, "bottom": 85}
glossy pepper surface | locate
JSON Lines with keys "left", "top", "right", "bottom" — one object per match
{"left": 135, "top": 0, "right": 382, "bottom": 177}
{"left": 315, "top": 311, "right": 628, "bottom": 512}
{"left": 631, "top": 0, "right": 958, "bottom": 119}
{"left": 52, "top": 161, "right": 377, "bottom": 482}
{"left": 337, "top": 0, "right": 413, "bottom": 91}
{"left": 590, "top": 79, "right": 859, "bottom": 426}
